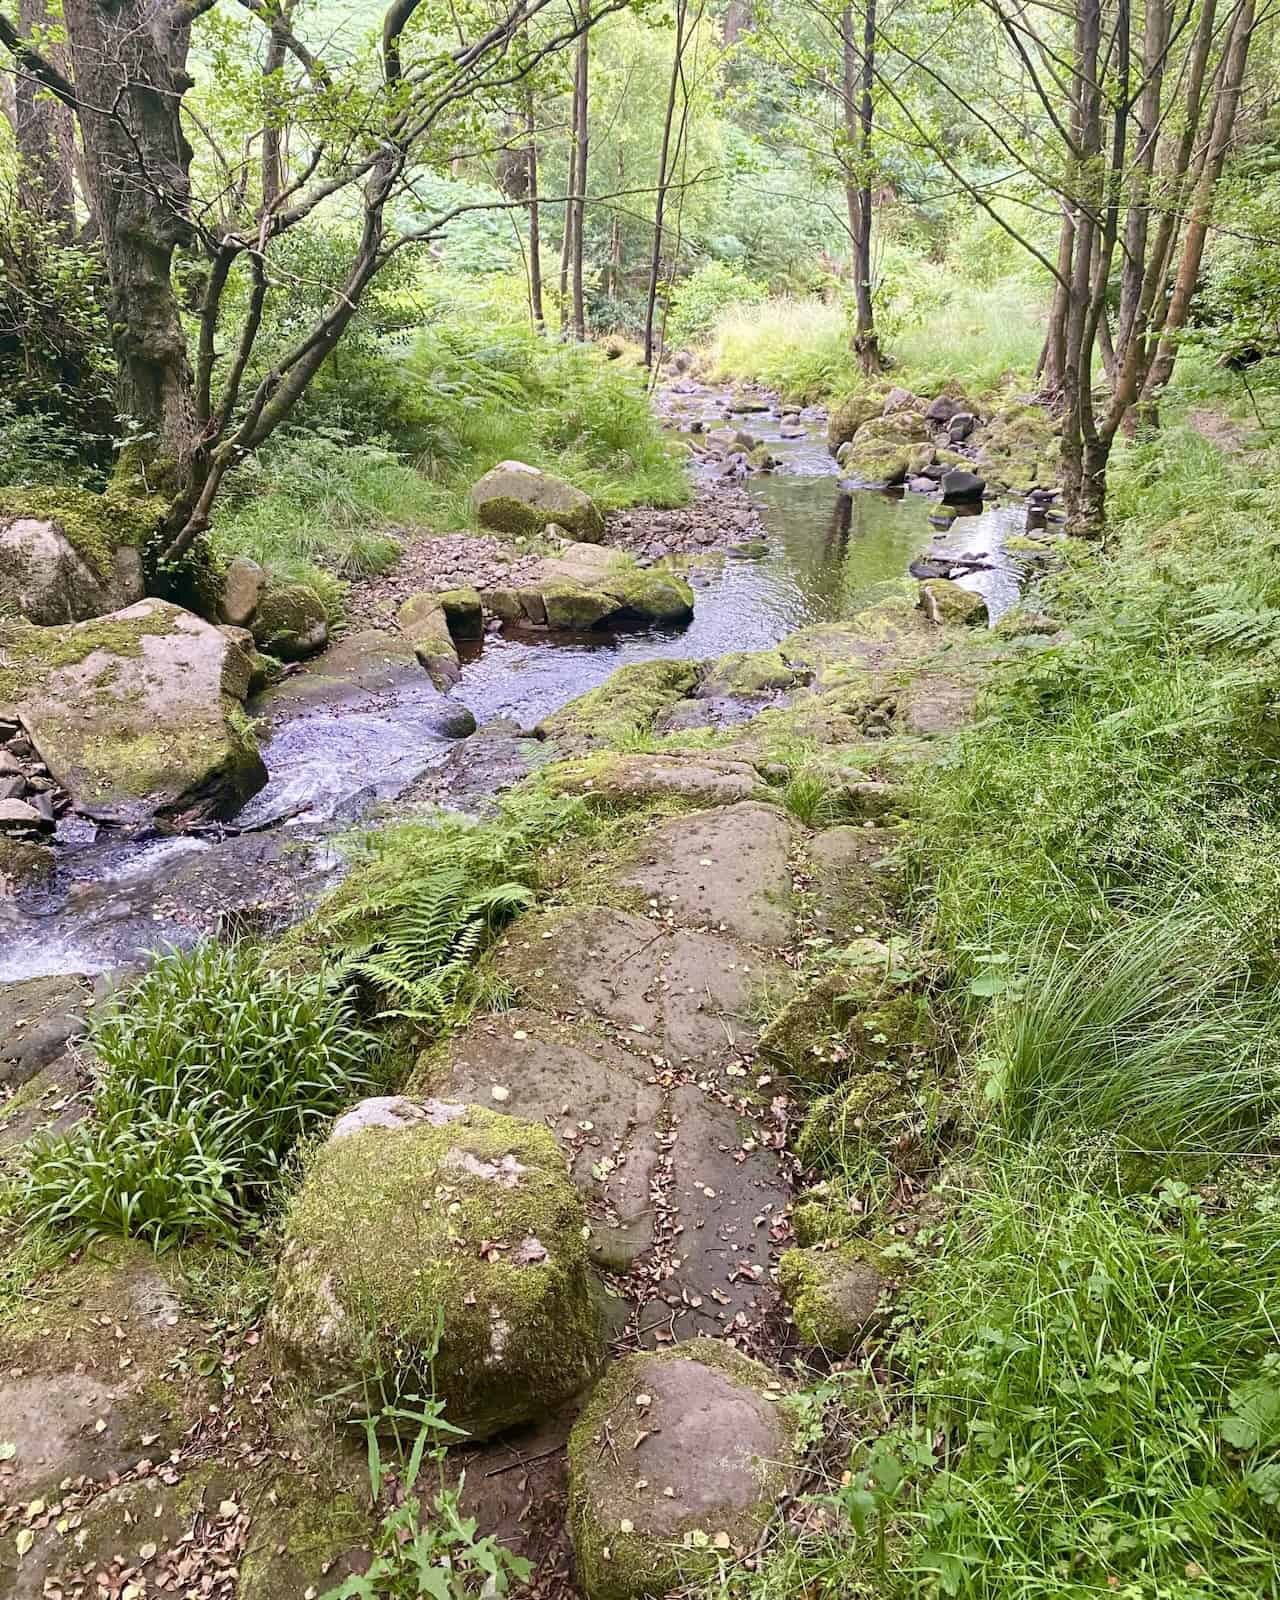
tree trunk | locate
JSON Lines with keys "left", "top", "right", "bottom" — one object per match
{"left": 559, "top": 75, "right": 577, "bottom": 337}
{"left": 570, "top": 27, "right": 589, "bottom": 342}
{"left": 841, "top": 3, "right": 882, "bottom": 371}
{"left": 13, "top": 0, "right": 76, "bottom": 235}
{"left": 644, "top": 0, "right": 686, "bottom": 367}
{"left": 525, "top": 91, "right": 545, "bottom": 332}
{"left": 61, "top": 0, "right": 197, "bottom": 486}
{"left": 606, "top": 149, "right": 624, "bottom": 299}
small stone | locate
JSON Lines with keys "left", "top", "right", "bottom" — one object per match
{"left": 0, "top": 799, "right": 48, "bottom": 832}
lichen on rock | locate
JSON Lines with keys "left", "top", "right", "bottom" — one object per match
{"left": 268, "top": 1100, "right": 605, "bottom": 1440}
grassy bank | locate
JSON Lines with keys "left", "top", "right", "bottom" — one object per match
{"left": 712, "top": 374, "right": 1280, "bottom": 1597}
{"left": 211, "top": 274, "right": 688, "bottom": 619}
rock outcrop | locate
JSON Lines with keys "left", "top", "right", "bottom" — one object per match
{"left": 471, "top": 460, "right": 605, "bottom": 541}
{"left": 0, "top": 598, "right": 266, "bottom": 825}
{"left": 268, "top": 1099, "right": 605, "bottom": 1439}
{"left": 0, "top": 488, "right": 149, "bottom": 625}
{"left": 487, "top": 542, "right": 693, "bottom": 631}
{"left": 250, "top": 582, "right": 328, "bottom": 661}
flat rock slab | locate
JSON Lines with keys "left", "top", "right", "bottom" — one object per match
{"left": 494, "top": 905, "right": 771, "bottom": 1068}
{"left": 898, "top": 670, "right": 981, "bottom": 735}
{"left": 619, "top": 802, "right": 796, "bottom": 946}
{"left": 0, "top": 971, "right": 92, "bottom": 1088}
{"left": 549, "top": 752, "right": 760, "bottom": 809}
{"left": 806, "top": 824, "right": 903, "bottom": 937}
{"left": 418, "top": 1009, "right": 665, "bottom": 1271}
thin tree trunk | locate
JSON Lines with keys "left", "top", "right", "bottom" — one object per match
{"left": 570, "top": 27, "right": 589, "bottom": 341}
{"left": 559, "top": 75, "right": 577, "bottom": 337}
{"left": 841, "top": 2, "right": 882, "bottom": 370}
{"left": 643, "top": 0, "right": 686, "bottom": 367}
{"left": 606, "top": 148, "right": 624, "bottom": 299}
{"left": 525, "top": 91, "right": 545, "bottom": 332}
{"left": 13, "top": 0, "right": 76, "bottom": 235}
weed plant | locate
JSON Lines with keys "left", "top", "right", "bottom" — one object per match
{"left": 22, "top": 943, "right": 376, "bottom": 1248}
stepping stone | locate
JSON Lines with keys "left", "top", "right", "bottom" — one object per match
{"left": 418, "top": 1009, "right": 664, "bottom": 1271}
{"left": 652, "top": 1084, "right": 787, "bottom": 1337}
{"left": 494, "top": 906, "right": 773, "bottom": 1070}
{"left": 806, "top": 824, "right": 902, "bottom": 937}
{"left": 548, "top": 752, "right": 760, "bottom": 808}
{"left": 568, "top": 1345, "right": 799, "bottom": 1600}
{"left": 620, "top": 802, "right": 796, "bottom": 946}
{"left": 899, "top": 671, "right": 981, "bottom": 735}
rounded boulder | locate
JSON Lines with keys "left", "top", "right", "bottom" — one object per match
{"left": 568, "top": 1344, "right": 799, "bottom": 1600}
{"left": 268, "top": 1099, "right": 605, "bottom": 1440}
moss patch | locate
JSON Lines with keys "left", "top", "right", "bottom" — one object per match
{"left": 0, "top": 607, "right": 175, "bottom": 704}
{"left": 538, "top": 659, "right": 700, "bottom": 751}
{"left": 778, "top": 1241, "right": 893, "bottom": 1352}
{"left": 269, "top": 1105, "right": 605, "bottom": 1439}
{"left": 0, "top": 486, "right": 161, "bottom": 580}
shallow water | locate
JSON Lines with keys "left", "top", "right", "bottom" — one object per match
{"left": 1, "top": 413, "right": 1027, "bottom": 982}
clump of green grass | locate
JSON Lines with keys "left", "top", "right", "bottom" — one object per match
{"left": 711, "top": 298, "right": 854, "bottom": 402}
{"left": 22, "top": 943, "right": 377, "bottom": 1248}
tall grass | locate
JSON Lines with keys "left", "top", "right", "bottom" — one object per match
{"left": 708, "top": 278, "right": 1046, "bottom": 402}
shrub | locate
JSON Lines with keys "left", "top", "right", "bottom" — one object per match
{"left": 22, "top": 943, "right": 376, "bottom": 1248}
{"left": 667, "top": 259, "right": 768, "bottom": 348}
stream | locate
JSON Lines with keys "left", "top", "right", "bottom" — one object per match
{"left": 0, "top": 403, "right": 1026, "bottom": 984}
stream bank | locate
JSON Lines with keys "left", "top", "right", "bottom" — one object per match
{"left": 0, "top": 379, "right": 1062, "bottom": 1600}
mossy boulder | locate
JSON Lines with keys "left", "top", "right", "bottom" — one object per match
{"left": 0, "top": 487, "right": 151, "bottom": 625}
{"left": 438, "top": 585, "right": 484, "bottom": 640}
{"left": 758, "top": 951, "right": 927, "bottom": 1086}
{"left": 0, "top": 833, "right": 53, "bottom": 893}
{"left": 826, "top": 389, "right": 887, "bottom": 451}
{"left": 503, "top": 543, "right": 694, "bottom": 631}
{"left": 838, "top": 412, "right": 933, "bottom": 485}
{"left": 538, "top": 658, "right": 699, "bottom": 751}
{"left": 218, "top": 555, "right": 267, "bottom": 627}
{"left": 268, "top": 1099, "right": 606, "bottom": 1440}
{"left": 778, "top": 1243, "right": 891, "bottom": 1353}
{"left": 398, "top": 591, "right": 461, "bottom": 689}
{"left": 543, "top": 580, "right": 615, "bottom": 629}
{"left": 604, "top": 563, "right": 695, "bottom": 624}
{"left": 471, "top": 460, "right": 605, "bottom": 541}
{"left": 918, "top": 578, "right": 989, "bottom": 627}
{"left": 2, "top": 599, "right": 266, "bottom": 825}
{"left": 568, "top": 1343, "right": 799, "bottom": 1600}
{"left": 794, "top": 1071, "right": 926, "bottom": 1176}
{"left": 697, "top": 648, "right": 808, "bottom": 698}
{"left": 250, "top": 582, "right": 328, "bottom": 661}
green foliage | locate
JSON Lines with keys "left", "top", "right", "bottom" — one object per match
{"left": 308, "top": 787, "right": 596, "bottom": 1033}
{"left": 324, "top": 1350, "right": 531, "bottom": 1600}
{"left": 21, "top": 943, "right": 376, "bottom": 1248}
{"left": 889, "top": 1161, "right": 1280, "bottom": 1600}
{"left": 667, "top": 259, "right": 768, "bottom": 348}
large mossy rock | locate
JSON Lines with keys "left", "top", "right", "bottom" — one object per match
{"left": 471, "top": 460, "right": 605, "bottom": 541}
{"left": 697, "top": 648, "right": 808, "bottom": 698}
{"left": 0, "top": 488, "right": 151, "bottom": 625}
{"left": 826, "top": 388, "right": 888, "bottom": 451}
{"left": 268, "top": 1099, "right": 605, "bottom": 1441}
{"left": 568, "top": 1344, "right": 799, "bottom": 1600}
{"left": 838, "top": 412, "right": 933, "bottom": 485}
{"left": 250, "top": 582, "right": 328, "bottom": 661}
{"left": 489, "top": 543, "right": 694, "bottom": 631}
{"left": 918, "top": 578, "right": 989, "bottom": 626}
{"left": 0, "top": 598, "right": 266, "bottom": 825}
{"left": 974, "top": 400, "right": 1060, "bottom": 492}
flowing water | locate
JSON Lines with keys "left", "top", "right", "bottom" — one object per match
{"left": 0, "top": 405, "right": 1028, "bottom": 983}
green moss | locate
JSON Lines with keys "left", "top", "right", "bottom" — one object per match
{"left": 826, "top": 389, "right": 887, "bottom": 450}
{"left": 794, "top": 1070, "right": 923, "bottom": 1174}
{"left": 0, "top": 607, "right": 176, "bottom": 703}
{"left": 791, "top": 1193, "right": 868, "bottom": 1246}
{"left": 0, "top": 485, "right": 162, "bottom": 579}
{"left": 602, "top": 561, "right": 695, "bottom": 624}
{"left": 699, "top": 648, "right": 804, "bottom": 697}
{"left": 538, "top": 659, "right": 700, "bottom": 751}
{"left": 0, "top": 834, "right": 54, "bottom": 889}
{"left": 270, "top": 1106, "right": 605, "bottom": 1438}
{"left": 777, "top": 1241, "right": 893, "bottom": 1352}
{"left": 238, "top": 1471, "right": 369, "bottom": 1600}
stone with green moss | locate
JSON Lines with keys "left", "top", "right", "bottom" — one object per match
{"left": 538, "top": 659, "right": 699, "bottom": 751}
{"left": 251, "top": 582, "right": 329, "bottom": 661}
{"left": 838, "top": 412, "right": 933, "bottom": 485}
{"left": 398, "top": 591, "right": 461, "bottom": 689}
{"left": 826, "top": 389, "right": 887, "bottom": 451}
{"left": 698, "top": 648, "right": 807, "bottom": 698}
{"left": 268, "top": 1099, "right": 606, "bottom": 1440}
{"left": 568, "top": 1342, "right": 799, "bottom": 1600}
{"left": 778, "top": 1243, "right": 891, "bottom": 1353}
{"left": 543, "top": 580, "right": 615, "bottom": 629}
{"left": 3, "top": 598, "right": 266, "bottom": 825}
{"left": 918, "top": 578, "right": 988, "bottom": 626}
{"left": 791, "top": 1192, "right": 868, "bottom": 1247}
{"left": 0, "top": 486, "right": 157, "bottom": 625}
{"left": 438, "top": 586, "right": 484, "bottom": 639}
{"left": 794, "top": 1071, "right": 923, "bottom": 1175}
{"left": 471, "top": 460, "right": 605, "bottom": 541}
